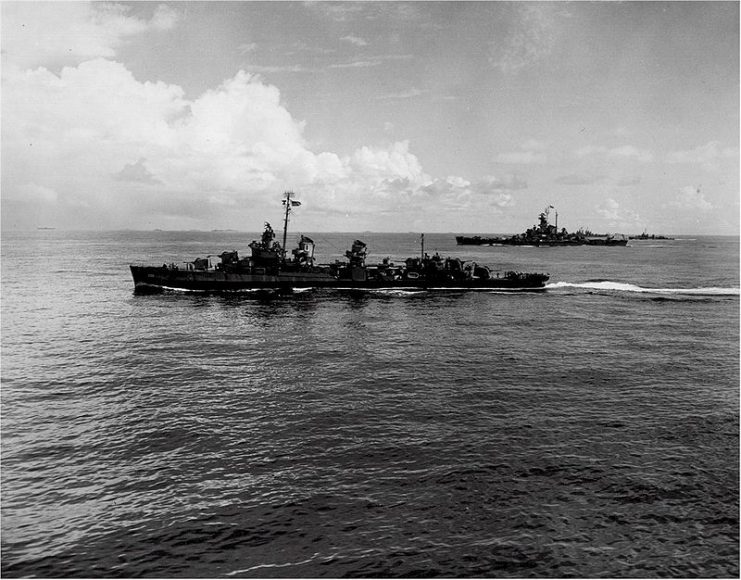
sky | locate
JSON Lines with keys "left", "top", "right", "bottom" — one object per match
{"left": 1, "top": 1, "right": 738, "bottom": 234}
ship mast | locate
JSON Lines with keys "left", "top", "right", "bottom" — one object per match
{"left": 281, "top": 191, "right": 301, "bottom": 259}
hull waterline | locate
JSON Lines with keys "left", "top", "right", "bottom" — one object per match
{"left": 130, "top": 265, "right": 549, "bottom": 294}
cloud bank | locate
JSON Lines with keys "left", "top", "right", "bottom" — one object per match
{"left": 3, "top": 59, "right": 519, "bottom": 228}
{"left": 1, "top": 2, "right": 525, "bottom": 230}
{"left": 2, "top": 2, "right": 736, "bottom": 234}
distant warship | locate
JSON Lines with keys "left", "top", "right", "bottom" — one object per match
{"left": 629, "top": 231, "right": 674, "bottom": 240}
{"left": 456, "top": 206, "right": 628, "bottom": 247}
{"left": 130, "top": 192, "right": 550, "bottom": 293}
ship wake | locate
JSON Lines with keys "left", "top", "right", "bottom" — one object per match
{"left": 547, "top": 281, "right": 739, "bottom": 296}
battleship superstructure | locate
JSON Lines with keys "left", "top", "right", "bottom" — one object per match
{"left": 456, "top": 206, "right": 628, "bottom": 247}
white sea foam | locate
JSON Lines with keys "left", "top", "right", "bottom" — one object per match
{"left": 160, "top": 286, "right": 272, "bottom": 293}
{"left": 547, "top": 281, "right": 739, "bottom": 296}
{"left": 365, "top": 288, "right": 427, "bottom": 296}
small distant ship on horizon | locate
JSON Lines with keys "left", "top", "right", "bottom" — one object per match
{"left": 629, "top": 231, "right": 675, "bottom": 240}
{"left": 456, "top": 206, "right": 628, "bottom": 247}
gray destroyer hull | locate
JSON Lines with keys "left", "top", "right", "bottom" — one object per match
{"left": 130, "top": 265, "right": 549, "bottom": 293}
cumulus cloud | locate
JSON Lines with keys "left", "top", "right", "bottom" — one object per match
{"left": 595, "top": 198, "right": 639, "bottom": 226}
{"left": 149, "top": 5, "right": 178, "bottom": 30}
{"left": 115, "top": 159, "right": 162, "bottom": 184}
{"left": 2, "top": 0, "right": 480, "bottom": 229}
{"left": 3, "top": 59, "right": 181, "bottom": 223}
{"left": 350, "top": 141, "right": 423, "bottom": 182}
{"left": 415, "top": 175, "right": 518, "bottom": 213}
{"left": 0, "top": 1, "right": 534, "bottom": 230}
{"left": 2, "top": 53, "right": 485, "bottom": 228}
{"left": 596, "top": 198, "right": 621, "bottom": 220}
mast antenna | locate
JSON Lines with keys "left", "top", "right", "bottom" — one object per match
{"left": 281, "top": 191, "right": 301, "bottom": 260}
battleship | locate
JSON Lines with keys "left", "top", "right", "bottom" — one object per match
{"left": 456, "top": 206, "right": 628, "bottom": 247}
{"left": 130, "top": 192, "right": 550, "bottom": 293}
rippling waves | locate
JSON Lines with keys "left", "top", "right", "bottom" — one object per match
{"left": 1, "top": 232, "right": 738, "bottom": 577}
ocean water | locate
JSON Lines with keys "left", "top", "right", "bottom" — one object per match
{"left": 1, "top": 230, "right": 738, "bottom": 578}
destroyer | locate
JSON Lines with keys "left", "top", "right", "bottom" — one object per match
{"left": 456, "top": 205, "right": 628, "bottom": 247}
{"left": 130, "top": 192, "right": 549, "bottom": 293}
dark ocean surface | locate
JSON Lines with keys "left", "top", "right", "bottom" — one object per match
{"left": 1, "top": 230, "right": 739, "bottom": 578}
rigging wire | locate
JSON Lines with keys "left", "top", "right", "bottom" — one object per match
{"left": 283, "top": 211, "right": 347, "bottom": 257}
